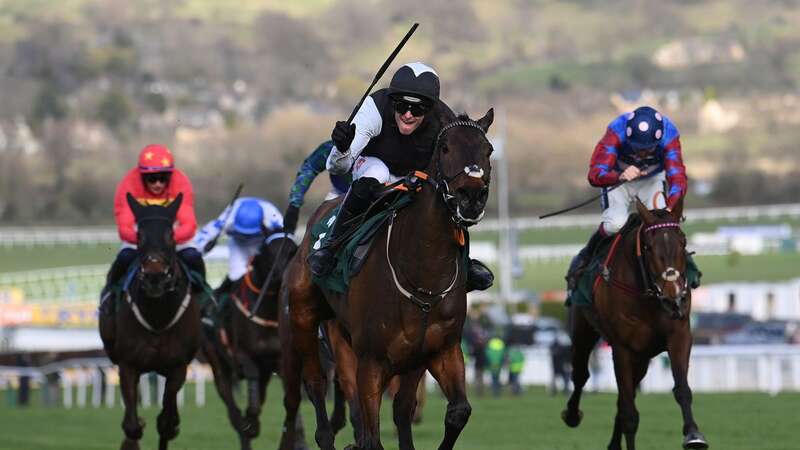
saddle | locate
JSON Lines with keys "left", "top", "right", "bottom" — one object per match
{"left": 309, "top": 187, "right": 416, "bottom": 294}
{"left": 566, "top": 214, "right": 701, "bottom": 307}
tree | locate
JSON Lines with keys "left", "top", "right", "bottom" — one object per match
{"left": 96, "top": 91, "right": 132, "bottom": 131}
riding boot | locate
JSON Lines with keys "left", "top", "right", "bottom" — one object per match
{"left": 179, "top": 248, "right": 207, "bottom": 292}
{"left": 466, "top": 259, "right": 494, "bottom": 292}
{"left": 566, "top": 227, "right": 607, "bottom": 292}
{"left": 99, "top": 248, "right": 137, "bottom": 316}
{"left": 308, "top": 178, "right": 379, "bottom": 277}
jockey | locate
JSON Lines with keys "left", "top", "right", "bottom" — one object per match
{"left": 283, "top": 140, "right": 352, "bottom": 235}
{"left": 194, "top": 196, "right": 284, "bottom": 293}
{"left": 307, "top": 62, "right": 494, "bottom": 292}
{"left": 566, "top": 105, "right": 688, "bottom": 289}
{"left": 101, "top": 144, "right": 204, "bottom": 308}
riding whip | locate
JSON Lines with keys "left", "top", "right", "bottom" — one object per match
{"left": 248, "top": 236, "right": 290, "bottom": 319}
{"left": 539, "top": 169, "right": 651, "bottom": 219}
{"left": 203, "top": 183, "right": 244, "bottom": 254}
{"left": 346, "top": 23, "right": 419, "bottom": 123}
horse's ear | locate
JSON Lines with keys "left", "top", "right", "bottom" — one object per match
{"left": 166, "top": 193, "right": 183, "bottom": 219}
{"left": 670, "top": 195, "right": 684, "bottom": 222}
{"left": 476, "top": 108, "right": 494, "bottom": 133}
{"left": 635, "top": 197, "right": 655, "bottom": 223}
{"left": 126, "top": 193, "right": 145, "bottom": 220}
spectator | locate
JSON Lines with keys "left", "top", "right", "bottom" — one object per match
{"left": 507, "top": 345, "right": 525, "bottom": 396}
{"left": 485, "top": 335, "right": 506, "bottom": 397}
{"left": 549, "top": 337, "right": 572, "bottom": 395}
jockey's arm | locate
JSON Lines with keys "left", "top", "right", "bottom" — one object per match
{"left": 193, "top": 204, "right": 233, "bottom": 250}
{"left": 113, "top": 180, "right": 137, "bottom": 244}
{"left": 326, "top": 96, "right": 383, "bottom": 175}
{"left": 587, "top": 126, "right": 622, "bottom": 187}
{"left": 662, "top": 131, "right": 688, "bottom": 210}
{"left": 172, "top": 176, "right": 197, "bottom": 244}
{"left": 289, "top": 141, "right": 334, "bottom": 208}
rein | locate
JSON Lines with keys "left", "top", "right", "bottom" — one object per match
{"left": 126, "top": 262, "right": 191, "bottom": 333}
{"left": 597, "top": 220, "right": 686, "bottom": 304}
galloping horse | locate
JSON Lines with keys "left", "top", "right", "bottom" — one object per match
{"left": 199, "top": 232, "right": 303, "bottom": 450}
{"left": 98, "top": 193, "right": 201, "bottom": 450}
{"left": 562, "top": 198, "right": 708, "bottom": 450}
{"left": 278, "top": 105, "right": 494, "bottom": 450}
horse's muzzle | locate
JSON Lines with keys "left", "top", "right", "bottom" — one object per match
{"left": 455, "top": 186, "right": 489, "bottom": 223}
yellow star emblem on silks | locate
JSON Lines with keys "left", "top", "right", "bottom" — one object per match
{"left": 162, "top": 158, "right": 171, "bottom": 166}
{"left": 144, "top": 151, "right": 153, "bottom": 160}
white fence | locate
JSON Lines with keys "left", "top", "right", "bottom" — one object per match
{"left": 2, "top": 203, "right": 800, "bottom": 247}
{"left": 477, "top": 202, "right": 800, "bottom": 231}
{"left": 0, "top": 358, "right": 211, "bottom": 408}
{"left": 497, "top": 344, "right": 800, "bottom": 394}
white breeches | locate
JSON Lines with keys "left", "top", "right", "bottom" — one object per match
{"left": 351, "top": 156, "right": 403, "bottom": 184}
{"left": 601, "top": 171, "right": 667, "bottom": 235}
{"left": 227, "top": 238, "right": 261, "bottom": 281}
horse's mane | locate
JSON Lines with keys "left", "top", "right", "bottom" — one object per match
{"left": 456, "top": 113, "right": 471, "bottom": 121}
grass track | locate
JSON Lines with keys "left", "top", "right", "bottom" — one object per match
{"left": 0, "top": 384, "right": 797, "bottom": 450}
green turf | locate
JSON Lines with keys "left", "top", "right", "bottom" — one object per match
{"left": 0, "top": 244, "right": 117, "bottom": 273}
{"left": 0, "top": 383, "right": 797, "bottom": 450}
{"left": 510, "top": 252, "right": 800, "bottom": 292}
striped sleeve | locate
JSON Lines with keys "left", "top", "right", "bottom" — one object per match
{"left": 587, "top": 116, "right": 625, "bottom": 187}
{"left": 661, "top": 118, "right": 687, "bottom": 209}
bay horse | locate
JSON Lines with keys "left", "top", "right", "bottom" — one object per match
{"left": 98, "top": 193, "right": 201, "bottom": 450}
{"left": 562, "top": 197, "right": 708, "bottom": 450}
{"left": 278, "top": 105, "right": 494, "bottom": 450}
{"left": 199, "top": 232, "right": 305, "bottom": 450}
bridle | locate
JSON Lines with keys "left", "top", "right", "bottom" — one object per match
{"left": 135, "top": 215, "right": 180, "bottom": 294}
{"left": 636, "top": 221, "right": 689, "bottom": 317}
{"left": 432, "top": 119, "right": 491, "bottom": 228}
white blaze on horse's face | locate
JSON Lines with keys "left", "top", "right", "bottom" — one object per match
{"left": 464, "top": 165, "right": 484, "bottom": 178}
{"left": 662, "top": 267, "right": 680, "bottom": 282}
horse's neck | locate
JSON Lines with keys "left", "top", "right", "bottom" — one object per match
{"left": 393, "top": 184, "right": 460, "bottom": 279}
{"left": 616, "top": 227, "right": 645, "bottom": 286}
{"left": 134, "top": 269, "right": 189, "bottom": 320}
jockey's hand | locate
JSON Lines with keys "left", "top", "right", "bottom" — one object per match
{"left": 331, "top": 121, "right": 356, "bottom": 153}
{"left": 620, "top": 165, "right": 642, "bottom": 182}
{"left": 203, "top": 238, "right": 217, "bottom": 254}
{"left": 283, "top": 204, "right": 300, "bottom": 235}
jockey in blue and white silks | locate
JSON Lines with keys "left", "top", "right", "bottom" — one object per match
{"left": 194, "top": 197, "right": 285, "bottom": 283}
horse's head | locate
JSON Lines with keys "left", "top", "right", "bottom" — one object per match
{"left": 635, "top": 197, "right": 689, "bottom": 319}
{"left": 432, "top": 107, "right": 495, "bottom": 225}
{"left": 126, "top": 192, "right": 183, "bottom": 297}
{"left": 252, "top": 229, "right": 299, "bottom": 292}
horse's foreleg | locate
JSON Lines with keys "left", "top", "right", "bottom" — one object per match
{"left": 608, "top": 347, "right": 639, "bottom": 450}
{"left": 118, "top": 364, "right": 143, "bottom": 449}
{"left": 392, "top": 369, "right": 425, "bottom": 450}
{"left": 157, "top": 365, "right": 187, "bottom": 450}
{"left": 279, "top": 343, "right": 304, "bottom": 450}
{"left": 355, "top": 358, "right": 389, "bottom": 450}
{"left": 562, "top": 306, "right": 600, "bottom": 428}
{"left": 667, "top": 327, "right": 708, "bottom": 450}
{"left": 427, "top": 344, "right": 471, "bottom": 450}
{"left": 328, "top": 322, "right": 360, "bottom": 441}
{"left": 202, "top": 338, "right": 250, "bottom": 449}
{"left": 293, "top": 322, "right": 334, "bottom": 450}
{"left": 239, "top": 357, "right": 263, "bottom": 440}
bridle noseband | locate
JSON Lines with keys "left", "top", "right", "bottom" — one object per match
{"left": 432, "top": 119, "right": 490, "bottom": 227}
{"left": 135, "top": 215, "right": 179, "bottom": 293}
{"left": 637, "top": 221, "right": 689, "bottom": 316}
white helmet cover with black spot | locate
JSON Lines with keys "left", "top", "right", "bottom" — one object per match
{"left": 388, "top": 62, "right": 440, "bottom": 104}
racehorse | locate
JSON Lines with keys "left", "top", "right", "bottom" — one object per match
{"left": 562, "top": 198, "right": 708, "bottom": 450}
{"left": 277, "top": 105, "right": 494, "bottom": 450}
{"left": 321, "top": 319, "right": 426, "bottom": 444}
{"left": 199, "top": 232, "right": 304, "bottom": 450}
{"left": 98, "top": 193, "right": 201, "bottom": 450}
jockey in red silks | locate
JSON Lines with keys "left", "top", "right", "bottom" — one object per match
{"left": 100, "top": 144, "right": 205, "bottom": 311}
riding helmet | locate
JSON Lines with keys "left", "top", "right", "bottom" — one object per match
{"left": 388, "top": 62, "right": 440, "bottom": 105}
{"left": 138, "top": 144, "right": 175, "bottom": 174}
{"left": 231, "top": 198, "right": 264, "bottom": 236}
{"left": 625, "top": 106, "right": 665, "bottom": 150}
